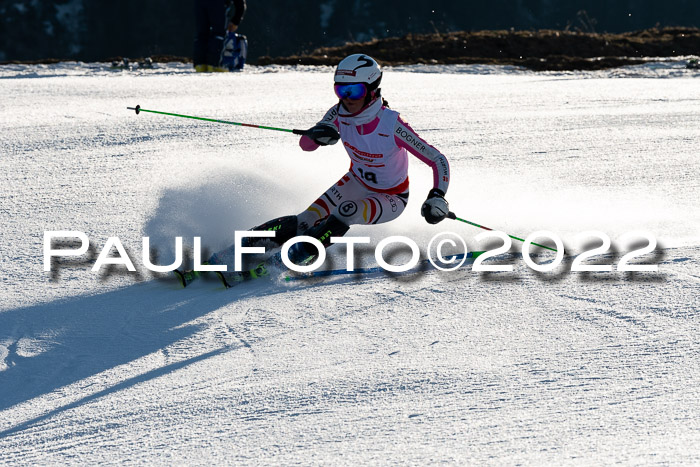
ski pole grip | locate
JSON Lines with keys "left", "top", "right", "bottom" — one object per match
{"left": 447, "top": 211, "right": 457, "bottom": 220}
{"left": 292, "top": 129, "right": 307, "bottom": 135}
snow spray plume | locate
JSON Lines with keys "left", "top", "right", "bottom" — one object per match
{"left": 127, "top": 105, "right": 308, "bottom": 135}
{"left": 447, "top": 212, "right": 560, "bottom": 252}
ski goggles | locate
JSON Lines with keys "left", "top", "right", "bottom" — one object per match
{"left": 334, "top": 82, "right": 367, "bottom": 100}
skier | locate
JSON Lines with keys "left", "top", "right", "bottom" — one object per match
{"left": 177, "top": 54, "right": 451, "bottom": 287}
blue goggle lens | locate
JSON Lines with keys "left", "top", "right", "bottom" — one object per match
{"left": 334, "top": 83, "right": 367, "bottom": 100}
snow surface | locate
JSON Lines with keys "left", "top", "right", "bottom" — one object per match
{"left": 0, "top": 61, "right": 699, "bottom": 464}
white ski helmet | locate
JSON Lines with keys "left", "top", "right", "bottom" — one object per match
{"left": 334, "top": 54, "right": 382, "bottom": 92}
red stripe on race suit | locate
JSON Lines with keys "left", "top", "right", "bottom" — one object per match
{"left": 315, "top": 197, "right": 331, "bottom": 216}
{"left": 349, "top": 165, "right": 410, "bottom": 195}
{"left": 368, "top": 198, "right": 378, "bottom": 222}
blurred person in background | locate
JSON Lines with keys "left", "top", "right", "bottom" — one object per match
{"left": 193, "top": 0, "right": 246, "bottom": 72}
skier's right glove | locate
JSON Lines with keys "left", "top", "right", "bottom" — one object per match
{"left": 421, "top": 188, "right": 449, "bottom": 224}
{"left": 305, "top": 124, "right": 340, "bottom": 146}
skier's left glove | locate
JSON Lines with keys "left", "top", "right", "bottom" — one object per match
{"left": 305, "top": 124, "right": 340, "bottom": 146}
{"left": 421, "top": 188, "right": 449, "bottom": 224}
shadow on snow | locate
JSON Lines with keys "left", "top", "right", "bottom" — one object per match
{"left": 0, "top": 277, "right": 283, "bottom": 439}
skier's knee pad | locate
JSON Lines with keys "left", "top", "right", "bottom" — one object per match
{"left": 244, "top": 215, "right": 299, "bottom": 247}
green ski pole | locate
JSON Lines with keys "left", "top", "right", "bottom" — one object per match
{"left": 447, "top": 212, "right": 559, "bottom": 252}
{"left": 127, "top": 105, "right": 308, "bottom": 135}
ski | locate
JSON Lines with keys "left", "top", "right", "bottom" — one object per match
{"left": 175, "top": 252, "right": 485, "bottom": 287}
{"left": 284, "top": 251, "right": 485, "bottom": 282}
{"left": 173, "top": 261, "right": 269, "bottom": 289}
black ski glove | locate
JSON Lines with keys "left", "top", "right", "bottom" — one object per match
{"left": 421, "top": 188, "right": 449, "bottom": 224}
{"left": 305, "top": 124, "right": 340, "bottom": 146}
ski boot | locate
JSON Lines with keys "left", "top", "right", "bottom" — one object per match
{"left": 173, "top": 269, "right": 200, "bottom": 288}
{"left": 173, "top": 261, "right": 218, "bottom": 288}
{"left": 215, "top": 261, "right": 269, "bottom": 288}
